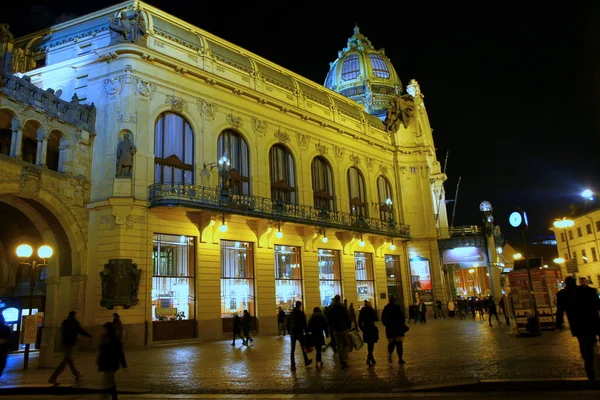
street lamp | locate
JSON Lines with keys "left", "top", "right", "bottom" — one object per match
{"left": 581, "top": 189, "right": 594, "bottom": 201}
{"left": 553, "top": 218, "right": 574, "bottom": 274}
{"left": 15, "top": 243, "right": 53, "bottom": 370}
{"left": 513, "top": 253, "right": 522, "bottom": 260}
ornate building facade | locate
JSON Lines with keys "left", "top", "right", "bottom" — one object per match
{"left": 0, "top": 0, "right": 448, "bottom": 358}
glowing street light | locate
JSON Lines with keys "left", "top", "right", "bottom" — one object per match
{"left": 553, "top": 218, "right": 574, "bottom": 229}
{"left": 513, "top": 253, "right": 522, "bottom": 260}
{"left": 581, "top": 189, "right": 594, "bottom": 201}
{"left": 554, "top": 258, "right": 565, "bottom": 264}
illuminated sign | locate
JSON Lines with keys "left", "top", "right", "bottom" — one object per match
{"left": 2, "top": 307, "right": 19, "bottom": 323}
{"left": 441, "top": 246, "right": 488, "bottom": 265}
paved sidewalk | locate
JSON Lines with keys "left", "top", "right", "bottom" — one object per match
{"left": 0, "top": 318, "right": 592, "bottom": 395}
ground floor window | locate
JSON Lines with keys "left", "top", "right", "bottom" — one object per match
{"left": 221, "top": 240, "right": 255, "bottom": 318}
{"left": 318, "top": 248, "right": 342, "bottom": 306}
{"left": 355, "top": 252, "right": 375, "bottom": 306}
{"left": 275, "top": 245, "right": 302, "bottom": 311}
{"left": 152, "top": 234, "right": 196, "bottom": 321}
{"left": 385, "top": 254, "right": 403, "bottom": 304}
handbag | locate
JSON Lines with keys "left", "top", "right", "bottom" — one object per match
{"left": 349, "top": 328, "right": 364, "bottom": 350}
{"left": 402, "top": 324, "right": 410, "bottom": 333}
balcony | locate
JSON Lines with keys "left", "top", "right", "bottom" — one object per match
{"left": 148, "top": 183, "right": 411, "bottom": 239}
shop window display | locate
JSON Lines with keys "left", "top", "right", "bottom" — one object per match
{"left": 385, "top": 254, "right": 403, "bottom": 304}
{"left": 275, "top": 245, "right": 302, "bottom": 311}
{"left": 221, "top": 240, "right": 255, "bottom": 317}
{"left": 355, "top": 252, "right": 375, "bottom": 306}
{"left": 152, "top": 234, "right": 195, "bottom": 321}
{"left": 318, "top": 249, "right": 342, "bottom": 306}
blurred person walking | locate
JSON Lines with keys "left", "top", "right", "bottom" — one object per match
{"left": 307, "top": 306, "right": 328, "bottom": 369}
{"left": 242, "top": 309, "right": 253, "bottom": 345}
{"left": 328, "top": 295, "right": 352, "bottom": 370}
{"left": 381, "top": 296, "right": 407, "bottom": 365}
{"left": 97, "top": 322, "right": 127, "bottom": 400}
{"left": 48, "top": 311, "right": 92, "bottom": 385}
{"left": 358, "top": 300, "right": 379, "bottom": 366}
{"left": 287, "top": 301, "right": 312, "bottom": 371}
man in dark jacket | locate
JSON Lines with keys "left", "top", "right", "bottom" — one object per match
{"left": 328, "top": 295, "right": 351, "bottom": 370}
{"left": 98, "top": 322, "right": 127, "bottom": 400}
{"left": 487, "top": 296, "right": 501, "bottom": 327}
{"left": 49, "top": 311, "right": 92, "bottom": 385}
{"left": 556, "top": 276, "right": 600, "bottom": 380}
{"left": 381, "top": 296, "right": 407, "bottom": 364}
{"left": 286, "top": 301, "right": 312, "bottom": 371}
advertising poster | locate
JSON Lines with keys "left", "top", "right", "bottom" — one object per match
{"left": 508, "top": 270, "right": 533, "bottom": 331}
{"left": 410, "top": 257, "right": 433, "bottom": 304}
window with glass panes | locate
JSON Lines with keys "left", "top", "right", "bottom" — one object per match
{"left": 586, "top": 224, "right": 592, "bottom": 234}
{"left": 152, "top": 234, "right": 196, "bottom": 321}
{"left": 274, "top": 245, "right": 302, "bottom": 311}
{"left": 269, "top": 144, "right": 296, "bottom": 204}
{"left": 312, "top": 157, "right": 335, "bottom": 211}
{"left": 385, "top": 254, "right": 402, "bottom": 302}
{"left": 218, "top": 130, "right": 250, "bottom": 195}
{"left": 377, "top": 176, "right": 393, "bottom": 222}
{"left": 582, "top": 249, "right": 588, "bottom": 263}
{"left": 318, "top": 249, "right": 342, "bottom": 306}
{"left": 577, "top": 227, "right": 583, "bottom": 237}
{"left": 154, "top": 113, "right": 194, "bottom": 184}
{"left": 221, "top": 240, "right": 255, "bottom": 317}
{"left": 347, "top": 167, "right": 367, "bottom": 217}
{"left": 355, "top": 252, "right": 375, "bottom": 306}
{"left": 592, "top": 247, "right": 598, "bottom": 262}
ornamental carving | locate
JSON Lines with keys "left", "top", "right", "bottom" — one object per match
{"left": 117, "top": 111, "right": 138, "bottom": 124}
{"left": 384, "top": 94, "right": 416, "bottom": 132}
{"left": 103, "top": 77, "right": 121, "bottom": 95}
{"left": 379, "top": 164, "right": 388, "bottom": 175}
{"left": 20, "top": 166, "right": 41, "bottom": 196}
{"left": 196, "top": 98, "right": 214, "bottom": 118}
{"left": 135, "top": 80, "right": 154, "bottom": 97}
{"left": 350, "top": 154, "right": 360, "bottom": 166}
{"left": 227, "top": 114, "right": 243, "bottom": 129}
{"left": 251, "top": 117, "right": 268, "bottom": 135}
{"left": 315, "top": 143, "right": 328, "bottom": 156}
{"left": 274, "top": 130, "right": 290, "bottom": 144}
{"left": 365, "top": 157, "right": 374, "bottom": 168}
{"left": 296, "top": 132, "right": 310, "bottom": 149}
{"left": 165, "top": 95, "right": 188, "bottom": 112}
{"left": 100, "top": 258, "right": 142, "bottom": 309}
{"left": 333, "top": 145, "right": 344, "bottom": 160}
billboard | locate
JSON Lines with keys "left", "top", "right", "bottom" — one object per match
{"left": 410, "top": 257, "right": 433, "bottom": 304}
{"left": 441, "top": 246, "right": 488, "bottom": 265}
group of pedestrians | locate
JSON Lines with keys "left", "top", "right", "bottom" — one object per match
{"left": 231, "top": 309, "right": 253, "bottom": 346}
{"left": 443, "top": 295, "right": 509, "bottom": 326}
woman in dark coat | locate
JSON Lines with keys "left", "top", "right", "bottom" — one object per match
{"left": 242, "top": 310, "right": 253, "bottom": 345}
{"left": 307, "top": 307, "right": 329, "bottom": 369}
{"left": 97, "top": 322, "right": 127, "bottom": 400}
{"left": 381, "top": 296, "right": 407, "bottom": 364}
{"left": 232, "top": 313, "right": 242, "bottom": 346}
{"left": 358, "top": 300, "right": 379, "bottom": 366}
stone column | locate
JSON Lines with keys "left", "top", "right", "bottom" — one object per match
{"left": 35, "top": 127, "right": 47, "bottom": 166}
{"left": 70, "top": 275, "right": 87, "bottom": 315}
{"left": 58, "top": 141, "right": 68, "bottom": 173}
{"left": 38, "top": 277, "right": 60, "bottom": 368}
{"left": 9, "top": 116, "right": 22, "bottom": 158}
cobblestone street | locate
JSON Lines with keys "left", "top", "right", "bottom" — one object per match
{"left": 0, "top": 318, "right": 590, "bottom": 394}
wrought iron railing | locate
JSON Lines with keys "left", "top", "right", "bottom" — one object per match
{"left": 148, "top": 183, "right": 410, "bottom": 239}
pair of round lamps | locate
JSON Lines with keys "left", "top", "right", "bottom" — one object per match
{"left": 16, "top": 244, "right": 53, "bottom": 259}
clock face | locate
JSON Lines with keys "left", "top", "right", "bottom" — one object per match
{"left": 509, "top": 212, "right": 522, "bottom": 228}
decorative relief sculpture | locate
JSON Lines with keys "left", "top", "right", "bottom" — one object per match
{"left": 379, "top": 164, "right": 388, "bottom": 175}
{"left": 135, "top": 80, "right": 154, "bottom": 97}
{"left": 296, "top": 132, "right": 309, "bottom": 149}
{"left": 109, "top": 10, "right": 146, "bottom": 44}
{"left": 384, "top": 94, "right": 416, "bottom": 132}
{"left": 197, "top": 98, "right": 214, "bottom": 118}
{"left": 251, "top": 117, "right": 268, "bottom": 135}
{"left": 315, "top": 143, "right": 328, "bottom": 156}
{"left": 274, "top": 129, "right": 290, "bottom": 144}
{"left": 117, "top": 111, "right": 138, "bottom": 124}
{"left": 20, "top": 166, "right": 41, "bottom": 196}
{"left": 350, "top": 154, "right": 360, "bottom": 166}
{"left": 365, "top": 156, "right": 374, "bottom": 168}
{"left": 333, "top": 145, "right": 344, "bottom": 160}
{"left": 165, "top": 95, "right": 188, "bottom": 112}
{"left": 226, "top": 114, "right": 243, "bottom": 129}
{"left": 116, "top": 132, "right": 136, "bottom": 177}
{"left": 99, "top": 258, "right": 142, "bottom": 309}
{"left": 104, "top": 77, "right": 121, "bottom": 95}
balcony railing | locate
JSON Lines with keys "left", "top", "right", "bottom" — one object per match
{"left": 148, "top": 183, "right": 410, "bottom": 239}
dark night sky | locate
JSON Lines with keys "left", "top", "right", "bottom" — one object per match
{"left": 4, "top": 1, "right": 600, "bottom": 247}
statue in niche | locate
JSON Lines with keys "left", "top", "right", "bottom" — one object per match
{"left": 116, "top": 132, "right": 136, "bottom": 177}
{"left": 109, "top": 10, "right": 146, "bottom": 44}
{"left": 100, "top": 259, "right": 142, "bottom": 309}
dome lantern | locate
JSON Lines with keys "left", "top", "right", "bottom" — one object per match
{"left": 324, "top": 26, "right": 402, "bottom": 119}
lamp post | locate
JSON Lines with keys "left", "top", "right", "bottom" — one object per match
{"left": 15, "top": 243, "right": 53, "bottom": 370}
{"left": 553, "top": 217, "right": 574, "bottom": 277}
{"left": 479, "top": 201, "right": 501, "bottom": 299}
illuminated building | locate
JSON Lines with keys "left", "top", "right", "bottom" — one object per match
{"left": 0, "top": 0, "right": 449, "bottom": 354}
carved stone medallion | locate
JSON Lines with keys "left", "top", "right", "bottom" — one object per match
{"left": 296, "top": 132, "right": 309, "bottom": 149}
{"left": 315, "top": 143, "right": 328, "bottom": 156}
{"left": 251, "top": 117, "right": 268, "bottom": 135}
{"left": 333, "top": 145, "right": 344, "bottom": 160}
{"left": 165, "top": 95, "right": 188, "bottom": 112}
{"left": 274, "top": 129, "right": 290, "bottom": 144}
{"left": 226, "top": 114, "right": 243, "bottom": 129}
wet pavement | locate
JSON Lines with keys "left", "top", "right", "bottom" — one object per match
{"left": 0, "top": 318, "right": 591, "bottom": 394}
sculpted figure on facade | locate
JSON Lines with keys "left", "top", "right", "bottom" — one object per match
{"left": 384, "top": 94, "right": 416, "bottom": 132}
{"left": 109, "top": 10, "right": 146, "bottom": 44}
{"left": 0, "top": 24, "right": 14, "bottom": 73}
{"left": 116, "top": 132, "right": 136, "bottom": 177}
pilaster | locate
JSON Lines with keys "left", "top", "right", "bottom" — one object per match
{"left": 38, "top": 277, "right": 60, "bottom": 368}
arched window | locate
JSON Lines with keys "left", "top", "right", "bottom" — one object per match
{"left": 154, "top": 112, "right": 194, "bottom": 185}
{"left": 369, "top": 54, "right": 390, "bottom": 78}
{"left": 311, "top": 156, "right": 335, "bottom": 211}
{"left": 269, "top": 144, "right": 296, "bottom": 204}
{"left": 218, "top": 130, "right": 250, "bottom": 195}
{"left": 347, "top": 167, "right": 367, "bottom": 217}
{"left": 47, "top": 131, "right": 67, "bottom": 173}
{"left": 377, "top": 175, "right": 394, "bottom": 222}
{"left": 341, "top": 54, "right": 360, "bottom": 81}
{"left": 21, "top": 121, "right": 40, "bottom": 165}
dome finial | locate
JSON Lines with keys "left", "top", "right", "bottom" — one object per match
{"left": 354, "top": 24, "right": 360, "bottom": 35}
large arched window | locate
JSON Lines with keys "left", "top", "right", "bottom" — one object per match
{"left": 269, "top": 144, "right": 296, "bottom": 204}
{"left": 377, "top": 175, "right": 394, "bottom": 222}
{"left": 311, "top": 156, "right": 335, "bottom": 211}
{"left": 154, "top": 112, "right": 194, "bottom": 184}
{"left": 347, "top": 167, "right": 367, "bottom": 217}
{"left": 218, "top": 130, "right": 250, "bottom": 195}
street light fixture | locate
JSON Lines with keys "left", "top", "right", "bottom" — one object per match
{"left": 553, "top": 218, "right": 574, "bottom": 275}
{"left": 513, "top": 253, "right": 522, "bottom": 260}
{"left": 581, "top": 189, "right": 594, "bottom": 201}
{"left": 15, "top": 243, "right": 53, "bottom": 370}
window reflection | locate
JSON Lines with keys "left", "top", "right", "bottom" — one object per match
{"left": 385, "top": 254, "right": 402, "bottom": 303}
{"left": 355, "top": 252, "right": 375, "bottom": 307}
{"left": 274, "top": 245, "right": 302, "bottom": 311}
{"left": 221, "top": 240, "right": 255, "bottom": 318}
{"left": 318, "top": 249, "right": 342, "bottom": 306}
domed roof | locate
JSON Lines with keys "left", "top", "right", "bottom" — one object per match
{"left": 324, "top": 26, "right": 402, "bottom": 119}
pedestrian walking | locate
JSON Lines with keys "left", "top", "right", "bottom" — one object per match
{"left": 231, "top": 313, "right": 243, "bottom": 346}
{"left": 287, "top": 301, "right": 312, "bottom": 371}
{"left": 112, "top": 313, "right": 124, "bottom": 343}
{"left": 499, "top": 294, "right": 510, "bottom": 325}
{"left": 97, "top": 322, "right": 127, "bottom": 400}
{"left": 307, "top": 306, "right": 328, "bottom": 370}
{"left": 358, "top": 300, "right": 379, "bottom": 366}
{"left": 435, "top": 299, "right": 444, "bottom": 319}
{"left": 556, "top": 276, "right": 600, "bottom": 380}
{"left": 0, "top": 314, "right": 10, "bottom": 377}
{"left": 348, "top": 303, "right": 358, "bottom": 329}
{"left": 418, "top": 300, "right": 427, "bottom": 323}
{"left": 277, "top": 307, "right": 287, "bottom": 336}
{"left": 381, "top": 296, "right": 407, "bottom": 365}
{"left": 242, "top": 309, "right": 253, "bottom": 345}
{"left": 328, "top": 295, "right": 352, "bottom": 370}
{"left": 487, "top": 296, "right": 500, "bottom": 326}
{"left": 48, "top": 311, "right": 92, "bottom": 385}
